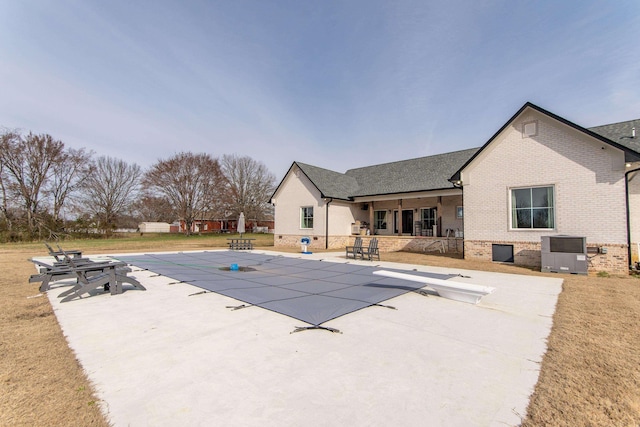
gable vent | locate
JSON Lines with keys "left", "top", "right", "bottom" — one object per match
{"left": 522, "top": 121, "right": 538, "bottom": 138}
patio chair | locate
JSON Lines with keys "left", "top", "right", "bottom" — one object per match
{"left": 57, "top": 265, "right": 145, "bottom": 302}
{"left": 361, "top": 238, "right": 380, "bottom": 261}
{"left": 345, "top": 236, "right": 363, "bottom": 259}
{"left": 56, "top": 253, "right": 145, "bottom": 302}
{"left": 29, "top": 257, "right": 132, "bottom": 292}
{"left": 44, "top": 242, "right": 84, "bottom": 262}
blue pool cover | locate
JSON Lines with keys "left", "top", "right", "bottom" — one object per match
{"left": 115, "top": 251, "right": 456, "bottom": 332}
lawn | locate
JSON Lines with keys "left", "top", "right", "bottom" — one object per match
{"left": 1, "top": 235, "right": 639, "bottom": 426}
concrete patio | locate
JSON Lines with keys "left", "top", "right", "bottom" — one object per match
{"left": 47, "top": 250, "right": 562, "bottom": 426}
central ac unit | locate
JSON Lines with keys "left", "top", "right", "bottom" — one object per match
{"left": 541, "top": 235, "right": 588, "bottom": 274}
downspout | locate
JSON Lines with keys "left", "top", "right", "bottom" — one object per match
{"left": 325, "top": 198, "right": 333, "bottom": 250}
{"left": 460, "top": 184, "right": 465, "bottom": 259}
{"left": 625, "top": 167, "right": 640, "bottom": 270}
{"left": 452, "top": 179, "right": 464, "bottom": 258}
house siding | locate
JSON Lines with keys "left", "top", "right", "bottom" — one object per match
{"left": 272, "top": 168, "right": 322, "bottom": 236}
{"left": 272, "top": 166, "right": 360, "bottom": 249}
{"left": 462, "top": 109, "right": 629, "bottom": 273}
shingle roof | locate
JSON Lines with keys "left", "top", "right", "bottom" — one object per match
{"left": 286, "top": 149, "right": 478, "bottom": 200}
{"left": 294, "top": 162, "right": 360, "bottom": 200}
{"left": 345, "top": 148, "right": 478, "bottom": 197}
{"left": 589, "top": 119, "right": 640, "bottom": 154}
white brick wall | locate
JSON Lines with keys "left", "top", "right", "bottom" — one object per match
{"left": 462, "top": 109, "right": 628, "bottom": 246}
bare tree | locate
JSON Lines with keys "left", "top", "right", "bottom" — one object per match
{"left": 143, "top": 152, "right": 226, "bottom": 235}
{"left": 81, "top": 156, "right": 142, "bottom": 234}
{"left": 47, "top": 147, "right": 94, "bottom": 223}
{"left": 0, "top": 154, "right": 10, "bottom": 231}
{"left": 131, "top": 194, "right": 175, "bottom": 223}
{"left": 220, "top": 154, "right": 276, "bottom": 222}
{"left": 0, "top": 130, "right": 64, "bottom": 237}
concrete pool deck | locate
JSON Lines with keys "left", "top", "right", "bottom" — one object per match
{"left": 47, "top": 250, "right": 562, "bottom": 426}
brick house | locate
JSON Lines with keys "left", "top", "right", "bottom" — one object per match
{"left": 270, "top": 102, "right": 640, "bottom": 274}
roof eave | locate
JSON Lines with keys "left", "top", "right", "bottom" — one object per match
{"left": 270, "top": 162, "right": 297, "bottom": 203}
{"left": 352, "top": 186, "right": 460, "bottom": 199}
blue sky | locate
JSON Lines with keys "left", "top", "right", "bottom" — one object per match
{"left": 1, "top": 1, "right": 639, "bottom": 179}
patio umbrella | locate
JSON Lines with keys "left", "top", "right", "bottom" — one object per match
{"left": 237, "top": 212, "right": 246, "bottom": 237}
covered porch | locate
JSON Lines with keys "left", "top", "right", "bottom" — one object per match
{"left": 353, "top": 189, "right": 464, "bottom": 240}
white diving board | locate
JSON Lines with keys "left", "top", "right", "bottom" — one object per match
{"left": 373, "top": 270, "right": 495, "bottom": 304}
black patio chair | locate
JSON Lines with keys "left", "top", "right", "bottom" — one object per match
{"left": 345, "top": 236, "right": 363, "bottom": 259}
{"left": 361, "top": 238, "right": 380, "bottom": 261}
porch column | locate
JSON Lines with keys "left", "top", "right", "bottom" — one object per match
{"left": 437, "top": 196, "right": 442, "bottom": 237}
{"left": 369, "top": 202, "right": 374, "bottom": 234}
{"left": 397, "top": 199, "right": 403, "bottom": 236}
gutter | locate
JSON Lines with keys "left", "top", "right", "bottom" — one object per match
{"left": 452, "top": 180, "right": 464, "bottom": 258}
{"left": 625, "top": 167, "right": 640, "bottom": 270}
{"left": 325, "top": 198, "right": 333, "bottom": 249}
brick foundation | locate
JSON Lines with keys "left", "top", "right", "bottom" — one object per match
{"left": 274, "top": 234, "right": 462, "bottom": 254}
{"left": 274, "top": 234, "right": 352, "bottom": 250}
{"left": 464, "top": 240, "right": 629, "bottom": 275}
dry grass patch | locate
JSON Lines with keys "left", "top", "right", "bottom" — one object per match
{"left": 1, "top": 241, "right": 639, "bottom": 426}
{"left": 0, "top": 247, "right": 109, "bottom": 427}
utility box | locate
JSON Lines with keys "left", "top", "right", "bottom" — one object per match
{"left": 541, "top": 235, "right": 588, "bottom": 274}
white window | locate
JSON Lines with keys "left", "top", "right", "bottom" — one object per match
{"left": 456, "top": 206, "right": 463, "bottom": 219}
{"left": 300, "top": 206, "right": 314, "bottom": 229}
{"left": 511, "top": 186, "right": 554, "bottom": 229}
{"left": 374, "top": 210, "right": 387, "bottom": 230}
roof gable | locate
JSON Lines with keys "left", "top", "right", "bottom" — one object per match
{"left": 451, "top": 102, "right": 640, "bottom": 181}
{"left": 271, "top": 162, "right": 357, "bottom": 202}
{"left": 294, "top": 162, "right": 359, "bottom": 200}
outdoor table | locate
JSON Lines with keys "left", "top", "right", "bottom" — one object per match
{"left": 227, "top": 238, "right": 255, "bottom": 250}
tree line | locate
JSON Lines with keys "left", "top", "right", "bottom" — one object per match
{"left": 0, "top": 128, "right": 276, "bottom": 241}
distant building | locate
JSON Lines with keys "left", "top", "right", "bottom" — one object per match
{"left": 138, "top": 222, "right": 172, "bottom": 233}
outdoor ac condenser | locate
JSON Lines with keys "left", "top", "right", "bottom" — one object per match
{"left": 541, "top": 235, "right": 588, "bottom": 274}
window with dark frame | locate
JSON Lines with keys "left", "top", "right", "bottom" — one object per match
{"left": 421, "top": 208, "right": 437, "bottom": 229}
{"left": 374, "top": 210, "right": 387, "bottom": 230}
{"left": 511, "top": 186, "right": 554, "bottom": 229}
